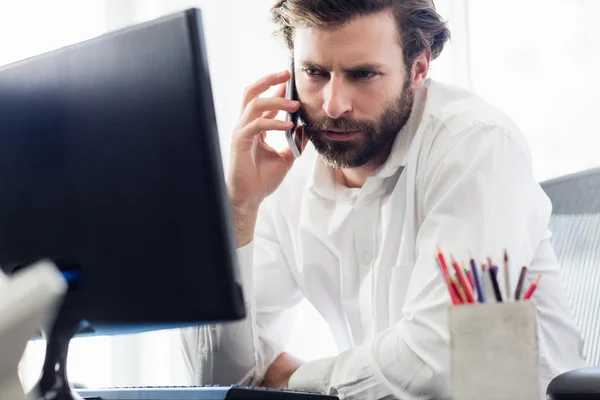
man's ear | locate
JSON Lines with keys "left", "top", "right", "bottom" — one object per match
{"left": 411, "top": 52, "right": 431, "bottom": 90}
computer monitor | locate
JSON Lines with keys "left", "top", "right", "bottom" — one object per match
{"left": 0, "top": 8, "right": 244, "bottom": 399}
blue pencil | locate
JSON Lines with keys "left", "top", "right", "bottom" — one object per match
{"left": 469, "top": 251, "right": 486, "bottom": 302}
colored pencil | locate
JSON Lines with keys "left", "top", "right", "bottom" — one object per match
{"left": 523, "top": 275, "right": 541, "bottom": 300}
{"left": 491, "top": 265, "right": 499, "bottom": 279}
{"left": 487, "top": 257, "right": 494, "bottom": 272}
{"left": 466, "top": 269, "right": 474, "bottom": 292}
{"left": 451, "top": 274, "right": 467, "bottom": 303}
{"left": 436, "top": 246, "right": 451, "bottom": 277}
{"left": 469, "top": 252, "right": 485, "bottom": 303}
{"left": 451, "top": 281, "right": 465, "bottom": 304}
{"left": 514, "top": 266, "right": 528, "bottom": 300}
{"left": 435, "top": 258, "right": 462, "bottom": 305}
{"left": 451, "top": 255, "right": 476, "bottom": 303}
{"left": 481, "top": 263, "right": 494, "bottom": 302}
{"left": 491, "top": 265, "right": 501, "bottom": 299}
{"left": 489, "top": 265, "right": 504, "bottom": 302}
{"left": 462, "top": 261, "right": 474, "bottom": 292}
{"left": 435, "top": 250, "right": 462, "bottom": 304}
{"left": 435, "top": 248, "right": 534, "bottom": 305}
{"left": 504, "top": 250, "right": 512, "bottom": 302}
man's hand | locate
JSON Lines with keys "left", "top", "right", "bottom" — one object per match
{"left": 227, "top": 70, "right": 302, "bottom": 248}
{"left": 261, "top": 352, "right": 303, "bottom": 389}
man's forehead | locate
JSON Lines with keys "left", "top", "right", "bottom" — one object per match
{"left": 293, "top": 11, "right": 401, "bottom": 68}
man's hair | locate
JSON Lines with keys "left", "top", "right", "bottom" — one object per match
{"left": 270, "top": 0, "right": 450, "bottom": 68}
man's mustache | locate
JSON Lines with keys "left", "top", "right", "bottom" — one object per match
{"left": 303, "top": 116, "right": 376, "bottom": 133}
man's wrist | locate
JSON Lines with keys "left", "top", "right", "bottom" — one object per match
{"left": 262, "top": 352, "right": 303, "bottom": 389}
{"left": 232, "top": 203, "right": 259, "bottom": 248}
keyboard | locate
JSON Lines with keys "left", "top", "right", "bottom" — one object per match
{"left": 77, "top": 385, "right": 339, "bottom": 399}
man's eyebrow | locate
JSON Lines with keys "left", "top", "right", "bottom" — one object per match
{"left": 299, "top": 61, "right": 328, "bottom": 71}
{"left": 298, "top": 61, "right": 386, "bottom": 72}
{"left": 344, "top": 63, "right": 386, "bottom": 72}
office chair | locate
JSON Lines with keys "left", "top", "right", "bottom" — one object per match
{"left": 541, "top": 167, "right": 600, "bottom": 399}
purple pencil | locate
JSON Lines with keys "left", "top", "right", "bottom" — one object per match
{"left": 469, "top": 251, "right": 486, "bottom": 302}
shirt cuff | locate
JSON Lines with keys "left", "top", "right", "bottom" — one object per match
{"left": 288, "top": 356, "right": 336, "bottom": 394}
{"left": 236, "top": 241, "right": 255, "bottom": 303}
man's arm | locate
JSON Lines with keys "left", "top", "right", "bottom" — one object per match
{"left": 287, "top": 123, "right": 551, "bottom": 399}
{"left": 181, "top": 198, "right": 304, "bottom": 386}
{"left": 180, "top": 70, "right": 305, "bottom": 386}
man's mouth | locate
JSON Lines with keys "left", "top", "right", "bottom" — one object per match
{"left": 322, "top": 129, "right": 360, "bottom": 141}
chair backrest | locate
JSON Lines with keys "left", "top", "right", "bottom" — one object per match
{"left": 541, "top": 168, "right": 600, "bottom": 366}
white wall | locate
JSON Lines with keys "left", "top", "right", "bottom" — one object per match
{"left": 0, "top": 0, "right": 106, "bottom": 66}
{"left": 466, "top": 0, "right": 600, "bottom": 180}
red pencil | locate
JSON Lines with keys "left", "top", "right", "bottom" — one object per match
{"left": 466, "top": 267, "right": 474, "bottom": 291}
{"left": 451, "top": 255, "right": 476, "bottom": 303}
{"left": 436, "top": 246, "right": 451, "bottom": 276}
{"left": 451, "top": 274, "right": 467, "bottom": 303}
{"left": 436, "top": 251, "right": 462, "bottom": 305}
{"left": 523, "top": 275, "right": 541, "bottom": 300}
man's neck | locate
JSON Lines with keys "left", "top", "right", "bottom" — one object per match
{"left": 334, "top": 164, "right": 375, "bottom": 188}
{"left": 334, "top": 148, "right": 391, "bottom": 188}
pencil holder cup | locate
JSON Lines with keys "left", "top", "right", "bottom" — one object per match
{"left": 449, "top": 301, "right": 539, "bottom": 400}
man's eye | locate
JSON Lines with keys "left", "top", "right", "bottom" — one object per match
{"left": 352, "top": 70, "right": 376, "bottom": 80}
{"left": 303, "top": 68, "right": 322, "bottom": 76}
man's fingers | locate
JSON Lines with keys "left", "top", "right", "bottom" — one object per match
{"left": 237, "top": 118, "right": 294, "bottom": 141}
{"left": 272, "top": 82, "right": 287, "bottom": 99}
{"left": 254, "top": 97, "right": 300, "bottom": 114}
{"left": 262, "top": 84, "right": 294, "bottom": 119}
{"left": 278, "top": 145, "right": 297, "bottom": 168}
{"left": 240, "top": 97, "right": 300, "bottom": 126}
{"left": 234, "top": 72, "right": 298, "bottom": 148}
{"left": 263, "top": 109, "right": 280, "bottom": 120}
{"left": 242, "top": 70, "right": 290, "bottom": 109}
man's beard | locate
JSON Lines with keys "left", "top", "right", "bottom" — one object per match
{"left": 299, "top": 77, "right": 414, "bottom": 169}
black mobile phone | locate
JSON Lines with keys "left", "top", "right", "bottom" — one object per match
{"left": 285, "top": 56, "right": 303, "bottom": 157}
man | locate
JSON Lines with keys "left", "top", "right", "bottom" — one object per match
{"left": 182, "top": 0, "right": 585, "bottom": 398}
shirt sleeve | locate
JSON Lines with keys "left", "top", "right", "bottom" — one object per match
{"left": 181, "top": 200, "right": 304, "bottom": 386}
{"left": 288, "top": 122, "right": 552, "bottom": 399}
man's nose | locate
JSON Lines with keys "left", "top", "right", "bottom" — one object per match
{"left": 322, "top": 76, "right": 352, "bottom": 119}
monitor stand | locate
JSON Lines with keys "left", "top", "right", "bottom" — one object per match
{"left": 29, "top": 313, "right": 90, "bottom": 400}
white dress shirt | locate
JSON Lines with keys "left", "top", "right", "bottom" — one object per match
{"left": 181, "top": 78, "right": 585, "bottom": 399}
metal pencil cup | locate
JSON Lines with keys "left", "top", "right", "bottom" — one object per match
{"left": 449, "top": 301, "right": 539, "bottom": 400}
